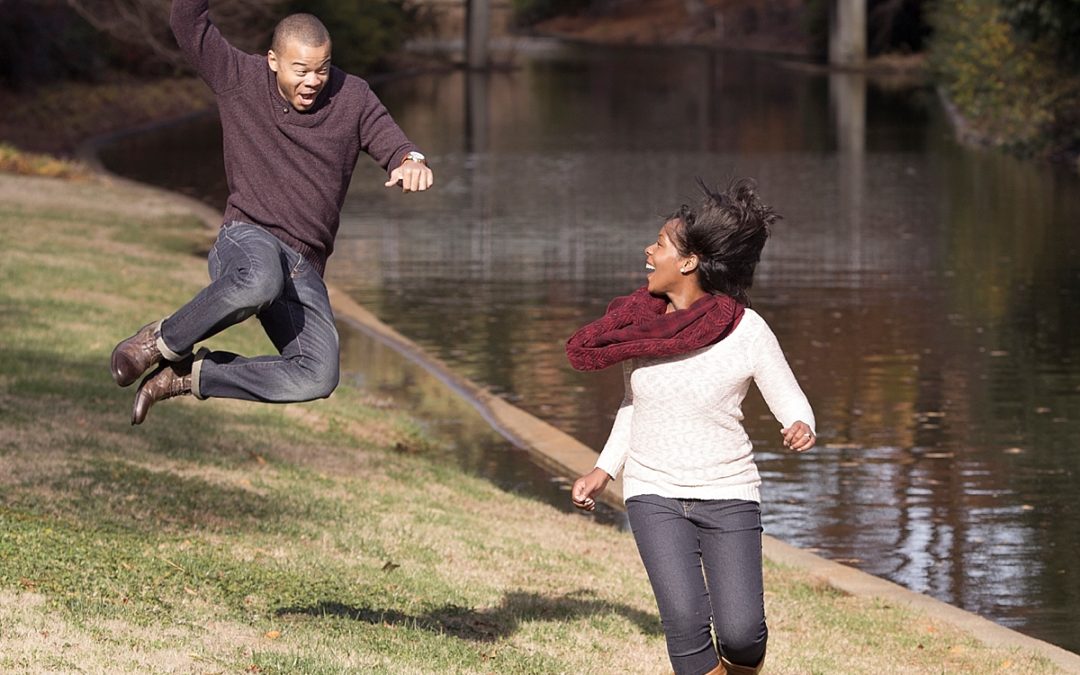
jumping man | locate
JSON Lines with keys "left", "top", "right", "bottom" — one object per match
{"left": 111, "top": 0, "right": 433, "bottom": 423}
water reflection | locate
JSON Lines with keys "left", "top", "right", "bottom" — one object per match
{"left": 332, "top": 50, "right": 1080, "bottom": 651}
{"left": 97, "top": 44, "right": 1080, "bottom": 651}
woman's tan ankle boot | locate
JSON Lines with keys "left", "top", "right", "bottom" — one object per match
{"left": 719, "top": 651, "right": 766, "bottom": 675}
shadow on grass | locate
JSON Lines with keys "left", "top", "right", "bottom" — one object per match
{"left": 2, "top": 346, "right": 324, "bottom": 537}
{"left": 275, "top": 589, "right": 663, "bottom": 641}
{"left": 50, "top": 460, "right": 282, "bottom": 533}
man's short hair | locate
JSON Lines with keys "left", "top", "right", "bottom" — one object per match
{"left": 271, "top": 14, "right": 331, "bottom": 54}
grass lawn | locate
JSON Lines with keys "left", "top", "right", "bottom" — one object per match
{"left": 0, "top": 171, "right": 1064, "bottom": 673}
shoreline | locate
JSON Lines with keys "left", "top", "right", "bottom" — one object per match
{"left": 58, "top": 61, "right": 1080, "bottom": 672}
{"left": 325, "top": 271, "right": 1080, "bottom": 674}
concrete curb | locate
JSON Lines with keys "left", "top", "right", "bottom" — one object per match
{"left": 326, "top": 287, "right": 629, "bottom": 507}
{"left": 763, "top": 537, "right": 1080, "bottom": 672}
{"left": 325, "top": 286, "right": 1080, "bottom": 674}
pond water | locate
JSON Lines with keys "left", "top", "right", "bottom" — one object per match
{"left": 99, "top": 43, "right": 1080, "bottom": 652}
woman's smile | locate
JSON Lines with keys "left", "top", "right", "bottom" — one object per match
{"left": 644, "top": 220, "right": 686, "bottom": 294}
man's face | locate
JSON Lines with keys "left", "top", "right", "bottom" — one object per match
{"left": 268, "top": 39, "right": 331, "bottom": 112}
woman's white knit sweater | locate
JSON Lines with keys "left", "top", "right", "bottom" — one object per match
{"left": 595, "top": 308, "right": 815, "bottom": 503}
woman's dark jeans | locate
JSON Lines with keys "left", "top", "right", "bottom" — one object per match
{"left": 626, "top": 494, "right": 767, "bottom": 675}
{"left": 159, "top": 222, "right": 339, "bottom": 403}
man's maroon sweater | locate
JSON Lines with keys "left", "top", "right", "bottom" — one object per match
{"left": 171, "top": 0, "right": 419, "bottom": 276}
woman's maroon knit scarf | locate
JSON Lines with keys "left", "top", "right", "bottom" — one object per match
{"left": 566, "top": 286, "right": 745, "bottom": 371}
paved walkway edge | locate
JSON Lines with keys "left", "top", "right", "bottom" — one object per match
{"left": 326, "top": 286, "right": 1080, "bottom": 674}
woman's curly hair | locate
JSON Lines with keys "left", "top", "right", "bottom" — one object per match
{"left": 667, "top": 177, "right": 781, "bottom": 306}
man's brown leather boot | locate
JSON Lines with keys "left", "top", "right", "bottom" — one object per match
{"left": 131, "top": 357, "right": 193, "bottom": 425}
{"left": 111, "top": 320, "right": 164, "bottom": 387}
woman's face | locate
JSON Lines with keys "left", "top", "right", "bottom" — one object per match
{"left": 644, "top": 219, "right": 694, "bottom": 296}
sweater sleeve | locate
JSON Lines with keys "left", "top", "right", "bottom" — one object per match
{"left": 355, "top": 79, "right": 420, "bottom": 174}
{"left": 595, "top": 360, "right": 635, "bottom": 479}
{"left": 171, "top": 0, "right": 247, "bottom": 94}
{"left": 751, "top": 318, "right": 816, "bottom": 435}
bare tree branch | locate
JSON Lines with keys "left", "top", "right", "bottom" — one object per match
{"left": 65, "top": 0, "right": 284, "bottom": 70}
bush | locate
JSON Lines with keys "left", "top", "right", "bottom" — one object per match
{"left": 285, "top": 0, "right": 416, "bottom": 75}
{"left": 0, "top": 0, "right": 108, "bottom": 88}
{"left": 0, "top": 0, "right": 414, "bottom": 87}
{"left": 1003, "top": 0, "right": 1080, "bottom": 67}
{"left": 928, "top": 0, "right": 1080, "bottom": 158}
{"left": 510, "top": 0, "right": 594, "bottom": 27}
{"left": 869, "top": 0, "right": 930, "bottom": 55}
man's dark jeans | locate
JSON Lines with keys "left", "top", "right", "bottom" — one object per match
{"left": 626, "top": 494, "right": 768, "bottom": 675}
{"left": 158, "top": 222, "right": 339, "bottom": 402}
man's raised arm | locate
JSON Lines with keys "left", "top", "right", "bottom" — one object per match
{"left": 170, "top": 0, "right": 247, "bottom": 94}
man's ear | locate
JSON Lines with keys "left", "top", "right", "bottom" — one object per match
{"left": 267, "top": 49, "right": 279, "bottom": 73}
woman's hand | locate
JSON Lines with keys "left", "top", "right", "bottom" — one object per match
{"left": 782, "top": 421, "right": 816, "bottom": 453}
{"left": 571, "top": 468, "right": 612, "bottom": 511}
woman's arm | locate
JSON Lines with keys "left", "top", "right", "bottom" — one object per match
{"left": 595, "top": 360, "right": 635, "bottom": 478}
{"left": 571, "top": 361, "right": 634, "bottom": 510}
{"left": 751, "top": 319, "right": 817, "bottom": 453}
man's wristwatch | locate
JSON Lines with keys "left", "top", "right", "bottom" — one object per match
{"left": 402, "top": 151, "right": 426, "bottom": 164}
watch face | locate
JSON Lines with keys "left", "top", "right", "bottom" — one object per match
{"left": 407, "top": 151, "right": 426, "bottom": 162}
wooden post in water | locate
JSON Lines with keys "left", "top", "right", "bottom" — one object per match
{"left": 829, "top": 0, "right": 866, "bottom": 67}
{"left": 465, "top": 70, "right": 490, "bottom": 153}
{"left": 829, "top": 71, "right": 866, "bottom": 277}
{"left": 466, "top": 0, "right": 491, "bottom": 69}
{"left": 830, "top": 72, "right": 866, "bottom": 155}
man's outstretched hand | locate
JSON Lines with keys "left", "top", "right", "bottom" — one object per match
{"left": 385, "top": 161, "right": 434, "bottom": 193}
